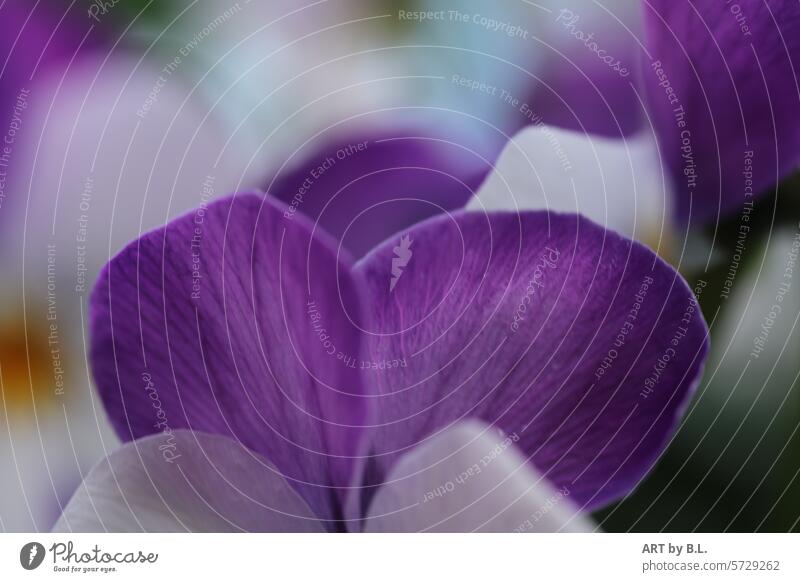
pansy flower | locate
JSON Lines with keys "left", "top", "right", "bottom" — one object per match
{"left": 55, "top": 192, "right": 708, "bottom": 532}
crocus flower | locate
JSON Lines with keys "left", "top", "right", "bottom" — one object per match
{"left": 529, "top": 0, "right": 800, "bottom": 224}
{"left": 412, "top": 0, "right": 800, "bottom": 232}
{"left": 55, "top": 192, "right": 708, "bottom": 532}
{"left": 263, "top": 1, "right": 669, "bottom": 257}
{"left": 642, "top": 0, "right": 800, "bottom": 223}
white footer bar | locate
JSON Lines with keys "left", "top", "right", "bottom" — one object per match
{"left": 1, "top": 533, "right": 796, "bottom": 580}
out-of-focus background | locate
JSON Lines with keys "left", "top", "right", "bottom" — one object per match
{"left": 1, "top": 0, "right": 798, "bottom": 532}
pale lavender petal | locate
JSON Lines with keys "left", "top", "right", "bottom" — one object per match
{"left": 90, "top": 193, "right": 369, "bottom": 527}
{"left": 15, "top": 55, "right": 255, "bottom": 311}
{"left": 364, "top": 420, "right": 595, "bottom": 532}
{"left": 54, "top": 431, "right": 324, "bottom": 532}
{"left": 643, "top": 0, "right": 800, "bottom": 222}
{"left": 356, "top": 210, "right": 708, "bottom": 510}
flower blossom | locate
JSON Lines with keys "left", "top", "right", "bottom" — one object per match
{"left": 56, "top": 192, "right": 708, "bottom": 532}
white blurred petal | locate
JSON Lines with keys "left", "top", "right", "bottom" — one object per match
{"left": 468, "top": 126, "right": 668, "bottom": 242}
{"left": 364, "top": 420, "right": 596, "bottom": 532}
{"left": 53, "top": 431, "right": 324, "bottom": 533}
{"left": 14, "top": 54, "right": 254, "bottom": 285}
{"left": 158, "top": 1, "right": 399, "bottom": 160}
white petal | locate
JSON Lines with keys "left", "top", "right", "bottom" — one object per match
{"left": 468, "top": 125, "right": 669, "bottom": 242}
{"left": 15, "top": 55, "right": 254, "bottom": 285}
{"left": 364, "top": 420, "right": 596, "bottom": 532}
{"left": 53, "top": 431, "right": 324, "bottom": 532}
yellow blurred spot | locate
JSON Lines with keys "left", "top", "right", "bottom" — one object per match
{"left": 0, "top": 312, "right": 58, "bottom": 417}
{"left": 636, "top": 218, "right": 678, "bottom": 268}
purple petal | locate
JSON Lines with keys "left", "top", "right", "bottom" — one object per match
{"left": 267, "top": 128, "right": 494, "bottom": 259}
{"left": 90, "top": 193, "right": 369, "bottom": 526}
{"left": 54, "top": 431, "right": 324, "bottom": 532}
{"left": 364, "top": 420, "right": 595, "bottom": 532}
{"left": 0, "top": 1, "right": 96, "bottom": 128}
{"left": 0, "top": 2, "right": 98, "bottom": 231}
{"left": 529, "top": 3, "right": 645, "bottom": 137}
{"left": 356, "top": 211, "right": 708, "bottom": 510}
{"left": 643, "top": 0, "right": 800, "bottom": 222}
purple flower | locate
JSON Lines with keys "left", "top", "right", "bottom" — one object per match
{"left": 531, "top": 0, "right": 800, "bottom": 224}
{"left": 642, "top": 0, "right": 800, "bottom": 223}
{"left": 0, "top": 0, "right": 109, "bottom": 532}
{"left": 268, "top": 0, "right": 800, "bottom": 256}
{"left": 56, "top": 193, "right": 708, "bottom": 532}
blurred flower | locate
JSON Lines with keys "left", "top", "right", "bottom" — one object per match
{"left": 642, "top": 0, "right": 800, "bottom": 224}
{"left": 55, "top": 193, "right": 707, "bottom": 531}
{"left": 0, "top": 0, "right": 113, "bottom": 532}
{"left": 56, "top": 423, "right": 596, "bottom": 532}
{"left": 15, "top": 54, "right": 254, "bottom": 291}
{"left": 528, "top": 0, "right": 800, "bottom": 226}
{"left": 450, "top": 0, "right": 800, "bottom": 238}
{"left": 0, "top": 0, "right": 103, "bottom": 234}
{"left": 0, "top": 6, "right": 428, "bottom": 532}
{"left": 263, "top": 0, "right": 666, "bottom": 259}
{"left": 10, "top": 1, "right": 413, "bottom": 288}
{"left": 0, "top": 0, "right": 94, "bottom": 130}
{"left": 133, "top": 0, "right": 404, "bottom": 164}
